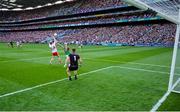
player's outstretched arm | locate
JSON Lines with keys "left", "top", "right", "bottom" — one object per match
{"left": 52, "top": 36, "right": 58, "bottom": 44}
{"left": 57, "top": 43, "right": 64, "bottom": 49}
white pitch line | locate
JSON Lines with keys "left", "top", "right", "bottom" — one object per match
{"left": 0, "top": 54, "right": 178, "bottom": 110}
{"left": 0, "top": 65, "right": 171, "bottom": 99}
{"left": 1, "top": 55, "right": 180, "bottom": 70}
{"left": 85, "top": 58, "right": 180, "bottom": 69}
{"left": 113, "top": 66, "right": 170, "bottom": 75}
{"left": 0, "top": 66, "right": 113, "bottom": 98}
{"left": 0, "top": 57, "right": 49, "bottom": 63}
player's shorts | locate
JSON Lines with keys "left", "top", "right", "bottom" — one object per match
{"left": 52, "top": 52, "right": 59, "bottom": 56}
{"left": 68, "top": 65, "right": 78, "bottom": 71}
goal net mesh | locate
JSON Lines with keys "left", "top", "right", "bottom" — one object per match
{"left": 132, "top": 0, "right": 180, "bottom": 24}
{"left": 128, "top": 0, "right": 180, "bottom": 93}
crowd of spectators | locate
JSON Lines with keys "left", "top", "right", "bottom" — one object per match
{"left": 0, "top": 0, "right": 175, "bottom": 47}
{"left": 72, "top": 0, "right": 125, "bottom": 14}
{"left": 0, "top": 23, "right": 176, "bottom": 47}
{"left": 0, "top": 0, "right": 125, "bottom": 22}
{"left": 1, "top": 13, "right": 156, "bottom": 30}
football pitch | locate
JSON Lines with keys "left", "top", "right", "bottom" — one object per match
{"left": 0, "top": 43, "right": 180, "bottom": 111}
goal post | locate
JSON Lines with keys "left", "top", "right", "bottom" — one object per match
{"left": 169, "top": 23, "right": 180, "bottom": 93}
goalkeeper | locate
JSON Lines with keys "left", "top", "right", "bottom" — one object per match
{"left": 64, "top": 48, "right": 82, "bottom": 81}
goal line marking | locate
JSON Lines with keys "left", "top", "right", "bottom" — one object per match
{"left": 0, "top": 66, "right": 170, "bottom": 99}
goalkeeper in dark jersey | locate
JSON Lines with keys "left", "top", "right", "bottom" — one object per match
{"left": 64, "top": 48, "right": 82, "bottom": 81}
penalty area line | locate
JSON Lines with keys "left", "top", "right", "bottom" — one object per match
{"left": 0, "top": 65, "right": 171, "bottom": 99}
{"left": 0, "top": 66, "right": 113, "bottom": 99}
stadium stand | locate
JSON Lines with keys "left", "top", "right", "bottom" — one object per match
{"left": 0, "top": 0, "right": 176, "bottom": 47}
{"left": 0, "top": 0, "right": 125, "bottom": 22}
{"left": 0, "top": 12, "right": 156, "bottom": 30}
{"left": 0, "top": 23, "right": 175, "bottom": 47}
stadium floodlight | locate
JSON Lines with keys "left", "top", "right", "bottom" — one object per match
{"left": 0, "top": 8, "right": 9, "bottom": 11}
{"left": 36, "top": 5, "right": 43, "bottom": 8}
{"left": 55, "top": 1, "right": 63, "bottom": 4}
{"left": 17, "top": 5, "right": 23, "bottom": 8}
{"left": 25, "top": 7, "right": 33, "bottom": 10}
{"left": 9, "top": 0, "right": 16, "bottom": 2}
{"left": 66, "top": 0, "right": 74, "bottom": 2}
{"left": 12, "top": 8, "right": 23, "bottom": 11}
{"left": 45, "top": 3, "right": 53, "bottom": 6}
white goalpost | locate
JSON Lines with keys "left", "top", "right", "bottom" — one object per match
{"left": 169, "top": 15, "right": 180, "bottom": 94}
{"left": 123, "top": 0, "right": 180, "bottom": 111}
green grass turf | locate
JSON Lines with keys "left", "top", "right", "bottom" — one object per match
{"left": 0, "top": 43, "right": 180, "bottom": 111}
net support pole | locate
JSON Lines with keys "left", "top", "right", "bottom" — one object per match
{"left": 168, "top": 8, "right": 180, "bottom": 92}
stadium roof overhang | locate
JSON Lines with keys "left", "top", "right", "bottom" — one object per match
{"left": 0, "top": 0, "right": 75, "bottom": 11}
{"left": 123, "top": 0, "right": 180, "bottom": 24}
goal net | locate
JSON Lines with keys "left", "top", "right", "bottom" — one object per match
{"left": 123, "top": 0, "right": 180, "bottom": 93}
{"left": 173, "top": 33, "right": 180, "bottom": 93}
{"left": 126, "top": 0, "right": 180, "bottom": 24}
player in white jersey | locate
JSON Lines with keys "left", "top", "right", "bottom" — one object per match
{"left": 16, "top": 41, "right": 20, "bottom": 48}
{"left": 49, "top": 34, "right": 62, "bottom": 64}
